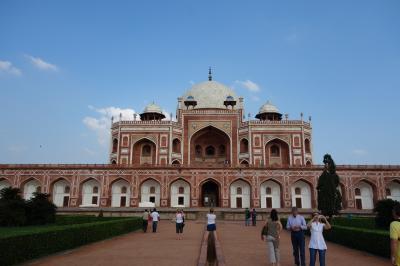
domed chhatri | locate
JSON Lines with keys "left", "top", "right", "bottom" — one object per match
{"left": 140, "top": 102, "right": 165, "bottom": 121}
{"left": 183, "top": 80, "right": 238, "bottom": 109}
{"left": 255, "top": 101, "right": 283, "bottom": 121}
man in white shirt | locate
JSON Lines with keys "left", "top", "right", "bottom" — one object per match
{"left": 151, "top": 208, "right": 160, "bottom": 233}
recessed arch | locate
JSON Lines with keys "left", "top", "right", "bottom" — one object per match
{"left": 189, "top": 125, "right": 231, "bottom": 166}
{"left": 110, "top": 178, "right": 130, "bottom": 207}
{"left": 172, "top": 138, "right": 181, "bottom": 154}
{"left": 132, "top": 138, "right": 157, "bottom": 165}
{"left": 80, "top": 178, "right": 101, "bottom": 207}
{"left": 291, "top": 179, "right": 313, "bottom": 209}
{"left": 265, "top": 138, "right": 290, "bottom": 167}
{"left": 169, "top": 178, "right": 190, "bottom": 207}
{"left": 0, "top": 178, "right": 12, "bottom": 191}
{"left": 229, "top": 178, "right": 251, "bottom": 208}
{"left": 304, "top": 138, "right": 311, "bottom": 153}
{"left": 171, "top": 159, "right": 181, "bottom": 165}
{"left": 354, "top": 179, "right": 376, "bottom": 210}
{"left": 386, "top": 179, "right": 400, "bottom": 202}
{"left": 200, "top": 178, "right": 221, "bottom": 207}
{"left": 52, "top": 178, "right": 71, "bottom": 207}
{"left": 22, "top": 178, "right": 42, "bottom": 200}
{"left": 260, "top": 179, "right": 282, "bottom": 208}
{"left": 140, "top": 178, "right": 161, "bottom": 207}
{"left": 239, "top": 138, "right": 249, "bottom": 153}
{"left": 240, "top": 159, "right": 249, "bottom": 166}
{"left": 112, "top": 138, "right": 118, "bottom": 153}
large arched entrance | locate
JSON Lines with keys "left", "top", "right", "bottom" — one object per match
{"left": 201, "top": 180, "right": 220, "bottom": 207}
{"left": 190, "top": 126, "right": 230, "bottom": 166}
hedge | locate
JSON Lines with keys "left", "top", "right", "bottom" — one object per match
{"left": 280, "top": 217, "right": 389, "bottom": 258}
{"left": 324, "top": 225, "right": 389, "bottom": 258}
{"left": 331, "top": 217, "right": 376, "bottom": 230}
{"left": 0, "top": 217, "right": 142, "bottom": 266}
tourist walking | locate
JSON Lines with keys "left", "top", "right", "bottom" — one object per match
{"left": 151, "top": 208, "right": 160, "bottom": 233}
{"left": 391, "top": 204, "right": 400, "bottom": 266}
{"left": 175, "top": 209, "right": 185, "bottom": 240}
{"left": 286, "top": 207, "right": 307, "bottom": 266}
{"left": 307, "top": 212, "right": 331, "bottom": 266}
{"left": 142, "top": 209, "right": 149, "bottom": 233}
{"left": 251, "top": 208, "right": 257, "bottom": 226}
{"left": 261, "top": 209, "right": 282, "bottom": 266}
{"left": 245, "top": 208, "right": 251, "bottom": 226}
{"left": 207, "top": 208, "right": 217, "bottom": 231}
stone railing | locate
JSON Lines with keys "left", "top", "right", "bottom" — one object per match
{"left": 1, "top": 164, "right": 399, "bottom": 171}
{"left": 242, "top": 120, "right": 311, "bottom": 127}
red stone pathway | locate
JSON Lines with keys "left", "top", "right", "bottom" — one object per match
{"left": 218, "top": 221, "right": 389, "bottom": 266}
{"left": 26, "top": 221, "right": 389, "bottom": 266}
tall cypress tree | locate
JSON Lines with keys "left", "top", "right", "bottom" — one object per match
{"left": 317, "top": 154, "right": 342, "bottom": 217}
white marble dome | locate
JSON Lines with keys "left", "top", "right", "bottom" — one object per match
{"left": 258, "top": 101, "right": 280, "bottom": 114}
{"left": 182, "top": 80, "right": 238, "bottom": 109}
{"left": 143, "top": 102, "right": 163, "bottom": 114}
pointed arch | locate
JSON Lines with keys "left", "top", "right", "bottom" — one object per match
{"left": 0, "top": 178, "right": 12, "bottom": 191}
{"left": 140, "top": 178, "right": 161, "bottom": 207}
{"left": 51, "top": 178, "right": 71, "bottom": 207}
{"left": 354, "top": 179, "right": 377, "bottom": 210}
{"left": 132, "top": 137, "right": 157, "bottom": 165}
{"left": 110, "top": 178, "right": 130, "bottom": 207}
{"left": 229, "top": 178, "right": 251, "bottom": 208}
{"left": 169, "top": 178, "right": 191, "bottom": 207}
{"left": 21, "top": 177, "right": 42, "bottom": 200}
{"left": 265, "top": 138, "right": 290, "bottom": 167}
{"left": 260, "top": 179, "right": 283, "bottom": 208}
{"left": 80, "top": 178, "right": 101, "bottom": 207}
{"left": 200, "top": 178, "right": 222, "bottom": 207}
{"left": 291, "top": 178, "right": 314, "bottom": 209}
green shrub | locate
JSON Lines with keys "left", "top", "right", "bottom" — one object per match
{"left": 324, "top": 225, "right": 390, "bottom": 258}
{"left": 331, "top": 217, "right": 376, "bottom": 229}
{"left": 0, "top": 217, "right": 141, "bottom": 266}
{"left": 25, "top": 193, "right": 57, "bottom": 225}
{"left": 374, "top": 199, "right": 399, "bottom": 229}
{"left": 0, "top": 187, "right": 26, "bottom": 226}
{"left": 54, "top": 215, "right": 117, "bottom": 225}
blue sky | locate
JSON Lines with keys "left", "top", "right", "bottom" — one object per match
{"left": 0, "top": 1, "right": 399, "bottom": 165}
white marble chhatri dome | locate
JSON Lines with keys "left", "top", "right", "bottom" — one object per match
{"left": 183, "top": 80, "right": 238, "bottom": 109}
{"left": 258, "top": 101, "right": 280, "bottom": 114}
{"left": 143, "top": 102, "right": 163, "bottom": 114}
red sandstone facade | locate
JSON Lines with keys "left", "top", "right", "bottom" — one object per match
{"left": 1, "top": 75, "right": 399, "bottom": 211}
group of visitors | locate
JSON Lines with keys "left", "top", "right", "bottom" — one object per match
{"left": 141, "top": 208, "right": 160, "bottom": 233}
{"left": 261, "top": 207, "right": 331, "bottom": 266}
{"left": 245, "top": 207, "right": 257, "bottom": 226}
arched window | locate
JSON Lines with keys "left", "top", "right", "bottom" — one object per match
{"left": 172, "top": 139, "right": 181, "bottom": 153}
{"left": 306, "top": 161, "right": 312, "bottom": 167}
{"left": 64, "top": 186, "right": 70, "bottom": 193}
{"left": 386, "top": 188, "right": 392, "bottom": 196}
{"left": 270, "top": 145, "right": 280, "bottom": 157}
{"left": 172, "top": 160, "right": 180, "bottom": 165}
{"left": 178, "top": 186, "right": 184, "bottom": 194}
{"left": 93, "top": 186, "right": 99, "bottom": 194}
{"left": 111, "top": 160, "right": 117, "bottom": 165}
{"left": 355, "top": 188, "right": 361, "bottom": 196}
{"left": 150, "top": 186, "right": 156, "bottom": 194}
{"left": 195, "top": 145, "right": 202, "bottom": 157}
{"left": 266, "top": 187, "right": 272, "bottom": 195}
{"left": 121, "top": 186, "right": 127, "bottom": 194}
{"left": 295, "top": 187, "right": 301, "bottom": 195}
{"left": 240, "top": 139, "right": 249, "bottom": 153}
{"left": 236, "top": 187, "right": 242, "bottom": 195}
{"left": 219, "top": 145, "right": 226, "bottom": 155}
{"left": 305, "top": 139, "right": 311, "bottom": 153}
{"left": 112, "top": 139, "right": 118, "bottom": 153}
{"left": 142, "top": 144, "right": 151, "bottom": 156}
{"left": 122, "top": 136, "right": 129, "bottom": 146}
{"left": 205, "top": 146, "right": 215, "bottom": 156}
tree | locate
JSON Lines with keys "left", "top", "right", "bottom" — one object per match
{"left": 25, "top": 192, "right": 57, "bottom": 225}
{"left": 317, "top": 154, "right": 342, "bottom": 218}
{"left": 0, "top": 187, "right": 26, "bottom": 226}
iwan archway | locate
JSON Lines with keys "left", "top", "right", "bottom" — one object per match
{"left": 201, "top": 179, "right": 220, "bottom": 207}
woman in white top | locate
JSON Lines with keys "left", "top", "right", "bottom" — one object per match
{"left": 307, "top": 212, "right": 331, "bottom": 266}
{"left": 206, "top": 208, "right": 217, "bottom": 231}
{"left": 175, "top": 209, "right": 185, "bottom": 240}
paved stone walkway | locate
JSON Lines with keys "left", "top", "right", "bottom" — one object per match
{"left": 26, "top": 221, "right": 389, "bottom": 266}
{"left": 27, "top": 221, "right": 204, "bottom": 266}
{"left": 218, "top": 221, "right": 389, "bottom": 266}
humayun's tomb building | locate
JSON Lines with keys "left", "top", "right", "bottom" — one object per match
{"left": 1, "top": 70, "right": 400, "bottom": 214}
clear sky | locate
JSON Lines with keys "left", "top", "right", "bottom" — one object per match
{"left": 0, "top": 0, "right": 399, "bottom": 165}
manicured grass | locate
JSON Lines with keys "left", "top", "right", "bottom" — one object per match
{"left": 0, "top": 216, "right": 142, "bottom": 266}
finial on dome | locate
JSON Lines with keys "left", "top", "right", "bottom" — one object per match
{"left": 208, "top": 67, "right": 212, "bottom": 81}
